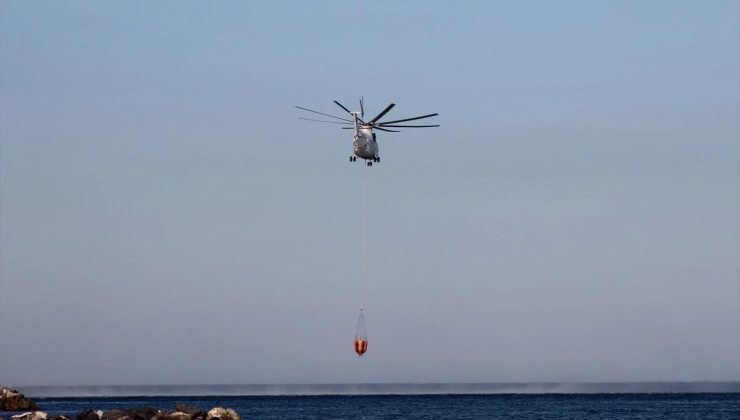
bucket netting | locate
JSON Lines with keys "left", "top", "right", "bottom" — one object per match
{"left": 353, "top": 309, "right": 368, "bottom": 356}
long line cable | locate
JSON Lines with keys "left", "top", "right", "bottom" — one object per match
{"left": 359, "top": 164, "right": 368, "bottom": 311}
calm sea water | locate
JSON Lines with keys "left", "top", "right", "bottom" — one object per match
{"left": 8, "top": 393, "right": 738, "bottom": 420}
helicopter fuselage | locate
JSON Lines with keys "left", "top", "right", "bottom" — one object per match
{"left": 353, "top": 127, "right": 378, "bottom": 160}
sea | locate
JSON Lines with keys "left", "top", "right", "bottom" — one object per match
{"left": 6, "top": 383, "right": 740, "bottom": 419}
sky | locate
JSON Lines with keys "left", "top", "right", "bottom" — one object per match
{"left": 0, "top": 1, "right": 738, "bottom": 386}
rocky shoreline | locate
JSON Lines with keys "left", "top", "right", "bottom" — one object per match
{"left": 5, "top": 406, "right": 239, "bottom": 420}
{"left": 1, "top": 388, "right": 39, "bottom": 411}
{"left": 1, "top": 388, "right": 239, "bottom": 420}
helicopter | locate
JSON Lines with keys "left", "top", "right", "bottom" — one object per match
{"left": 295, "top": 98, "right": 439, "bottom": 166}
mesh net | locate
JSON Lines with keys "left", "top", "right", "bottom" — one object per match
{"left": 353, "top": 310, "right": 368, "bottom": 356}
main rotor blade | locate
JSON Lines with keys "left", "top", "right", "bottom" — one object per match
{"left": 375, "top": 124, "right": 439, "bottom": 128}
{"left": 295, "top": 106, "right": 352, "bottom": 122}
{"left": 376, "top": 113, "right": 438, "bottom": 125}
{"left": 369, "top": 103, "right": 395, "bottom": 124}
{"left": 333, "top": 100, "right": 352, "bottom": 114}
{"left": 299, "top": 117, "right": 353, "bottom": 125}
{"left": 341, "top": 126, "right": 400, "bottom": 133}
{"left": 334, "top": 100, "right": 365, "bottom": 124}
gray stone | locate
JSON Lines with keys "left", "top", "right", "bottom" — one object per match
{"left": 205, "top": 408, "right": 238, "bottom": 420}
{"left": 100, "top": 411, "right": 130, "bottom": 420}
{"left": 0, "top": 388, "right": 39, "bottom": 411}
{"left": 75, "top": 409, "right": 99, "bottom": 420}
{"left": 163, "top": 413, "right": 190, "bottom": 420}
{"left": 10, "top": 412, "right": 47, "bottom": 420}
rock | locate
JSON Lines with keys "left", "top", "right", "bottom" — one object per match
{"left": 10, "top": 412, "right": 47, "bottom": 420}
{"left": 168, "top": 404, "right": 205, "bottom": 420}
{"left": 163, "top": 413, "right": 189, "bottom": 420}
{"left": 205, "top": 408, "right": 238, "bottom": 420}
{"left": 72, "top": 407, "right": 233, "bottom": 420}
{"left": 0, "top": 388, "right": 39, "bottom": 411}
{"left": 49, "top": 416, "right": 69, "bottom": 420}
{"left": 100, "top": 410, "right": 130, "bottom": 420}
{"left": 132, "top": 408, "right": 159, "bottom": 420}
{"left": 75, "top": 410, "right": 99, "bottom": 420}
{"left": 100, "top": 408, "right": 160, "bottom": 420}
{"left": 173, "top": 406, "right": 198, "bottom": 416}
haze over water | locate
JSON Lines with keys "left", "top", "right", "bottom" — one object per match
{"left": 14, "top": 383, "right": 740, "bottom": 398}
{"left": 1, "top": 1, "right": 738, "bottom": 387}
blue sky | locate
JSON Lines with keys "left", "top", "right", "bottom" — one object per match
{"left": 1, "top": 1, "right": 738, "bottom": 385}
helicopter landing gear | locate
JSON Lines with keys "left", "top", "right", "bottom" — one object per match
{"left": 366, "top": 161, "right": 373, "bottom": 167}
{"left": 350, "top": 156, "right": 357, "bottom": 162}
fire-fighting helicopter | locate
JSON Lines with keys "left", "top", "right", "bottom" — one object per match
{"left": 295, "top": 98, "right": 439, "bottom": 166}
